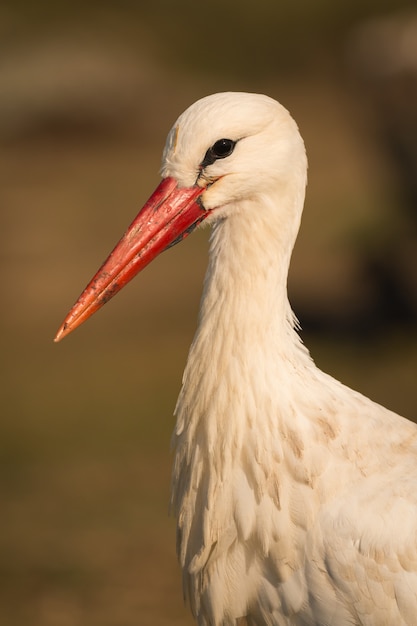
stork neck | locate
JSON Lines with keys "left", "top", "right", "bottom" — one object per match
{"left": 174, "top": 191, "right": 312, "bottom": 444}
{"left": 199, "top": 197, "right": 302, "bottom": 353}
{"left": 172, "top": 191, "right": 313, "bottom": 507}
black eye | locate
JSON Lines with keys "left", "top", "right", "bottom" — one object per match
{"left": 201, "top": 138, "right": 236, "bottom": 168}
{"left": 212, "top": 138, "right": 236, "bottom": 158}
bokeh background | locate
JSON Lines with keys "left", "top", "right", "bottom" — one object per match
{"left": 1, "top": 1, "right": 417, "bottom": 624}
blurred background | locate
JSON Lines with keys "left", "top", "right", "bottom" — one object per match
{"left": 1, "top": 1, "right": 416, "bottom": 624}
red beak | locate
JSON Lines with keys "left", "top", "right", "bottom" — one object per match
{"left": 54, "top": 177, "right": 206, "bottom": 342}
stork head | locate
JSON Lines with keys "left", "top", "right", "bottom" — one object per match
{"left": 54, "top": 92, "right": 307, "bottom": 342}
{"left": 162, "top": 92, "right": 306, "bottom": 220}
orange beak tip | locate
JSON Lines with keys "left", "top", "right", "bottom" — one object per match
{"left": 54, "top": 322, "right": 68, "bottom": 343}
{"left": 53, "top": 328, "right": 64, "bottom": 343}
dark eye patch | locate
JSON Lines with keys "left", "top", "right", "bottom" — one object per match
{"left": 201, "top": 138, "right": 236, "bottom": 168}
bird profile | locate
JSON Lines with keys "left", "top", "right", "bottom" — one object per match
{"left": 55, "top": 92, "right": 417, "bottom": 626}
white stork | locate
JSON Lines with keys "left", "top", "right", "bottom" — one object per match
{"left": 55, "top": 92, "right": 417, "bottom": 625}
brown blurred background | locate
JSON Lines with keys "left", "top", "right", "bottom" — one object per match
{"left": 1, "top": 1, "right": 417, "bottom": 624}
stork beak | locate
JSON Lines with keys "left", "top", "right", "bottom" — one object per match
{"left": 54, "top": 176, "right": 206, "bottom": 342}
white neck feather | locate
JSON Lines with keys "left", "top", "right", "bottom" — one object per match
{"left": 170, "top": 185, "right": 319, "bottom": 572}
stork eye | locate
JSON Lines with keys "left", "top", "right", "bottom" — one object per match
{"left": 201, "top": 138, "right": 236, "bottom": 168}
{"left": 212, "top": 138, "right": 236, "bottom": 158}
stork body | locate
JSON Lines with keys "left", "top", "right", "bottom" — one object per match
{"left": 56, "top": 93, "right": 417, "bottom": 625}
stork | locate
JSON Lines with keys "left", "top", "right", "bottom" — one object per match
{"left": 55, "top": 92, "right": 417, "bottom": 625}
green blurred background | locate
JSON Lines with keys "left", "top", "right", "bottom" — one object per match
{"left": 1, "top": 1, "right": 417, "bottom": 624}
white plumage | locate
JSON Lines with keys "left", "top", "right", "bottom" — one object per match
{"left": 56, "top": 92, "right": 417, "bottom": 625}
